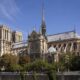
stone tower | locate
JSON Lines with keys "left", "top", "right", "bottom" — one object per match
{"left": 0, "top": 25, "right": 12, "bottom": 56}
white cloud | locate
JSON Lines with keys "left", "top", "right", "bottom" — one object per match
{"left": 0, "top": 0, "right": 20, "bottom": 20}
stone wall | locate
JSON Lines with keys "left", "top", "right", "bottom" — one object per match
{"left": 0, "top": 72, "right": 80, "bottom": 80}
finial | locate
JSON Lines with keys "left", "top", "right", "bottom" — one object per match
{"left": 33, "top": 25, "right": 36, "bottom": 31}
{"left": 73, "top": 24, "right": 76, "bottom": 33}
{"left": 73, "top": 24, "right": 77, "bottom": 38}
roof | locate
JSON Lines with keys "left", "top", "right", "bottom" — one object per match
{"left": 12, "top": 41, "right": 27, "bottom": 49}
{"left": 12, "top": 31, "right": 80, "bottom": 49}
{"left": 47, "top": 31, "right": 80, "bottom": 42}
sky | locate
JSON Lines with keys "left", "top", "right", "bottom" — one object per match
{"left": 0, "top": 0, "right": 80, "bottom": 40}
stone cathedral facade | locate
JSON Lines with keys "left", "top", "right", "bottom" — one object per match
{"left": 47, "top": 30, "right": 80, "bottom": 55}
{"left": 0, "top": 25, "right": 23, "bottom": 56}
{"left": 0, "top": 26, "right": 12, "bottom": 56}
{"left": 12, "top": 17, "right": 80, "bottom": 61}
{"left": 0, "top": 24, "right": 80, "bottom": 61}
{"left": 0, "top": 8, "right": 80, "bottom": 61}
{"left": 28, "top": 16, "right": 48, "bottom": 60}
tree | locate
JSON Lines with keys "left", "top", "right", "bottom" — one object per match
{"left": 47, "top": 70, "right": 56, "bottom": 80}
{"left": 9, "top": 64, "right": 23, "bottom": 72}
{"left": 19, "top": 54, "right": 30, "bottom": 66}
{"left": 70, "top": 56, "right": 80, "bottom": 71}
{"left": 25, "top": 59, "right": 56, "bottom": 72}
{"left": 0, "top": 53, "right": 19, "bottom": 71}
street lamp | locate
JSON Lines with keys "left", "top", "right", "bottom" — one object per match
{"left": 48, "top": 46, "right": 57, "bottom": 63}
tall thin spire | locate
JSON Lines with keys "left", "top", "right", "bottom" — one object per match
{"left": 41, "top": 0, "right": 46, "bottom": 36}
{"left": 42, "top": 0, "right": 45, "bottom": 22}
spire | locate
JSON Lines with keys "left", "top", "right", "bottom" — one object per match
{"left": 41, "top": 0, "right": 46, "bottom": 36}
{"left": 33, "top": 24, "right": 36, "bottom": 31}
{"left": 42, "top": 0, "right": 45, "bottom": 22}
{"left": 33, "top": 26, "right": 36, "bottom": 31}
{"left": 73, "top": 25, "right": 77, "bottom": 38}
{"left": 73, "top": 24, "right": 76, "bottom": 33}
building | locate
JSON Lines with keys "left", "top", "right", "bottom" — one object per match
{"left": 11, "top": 7, "right": 80, "bottom": 61}
{"left": 12, "top": 41, "right": 27, "bottom": 55}
{"left": 28, "top": 29, "right": 47, "bottom": 60}
{"left": 0, "top": 25, "right": 12, "bottom": 56}
{"left": 0, "top": 25, "right": 23, "bottom": 56}
{"left": 48, "top": 30, "right": 80, "bottom": 55}
{"left": 0, "top": 4, "right": 80, "bottom": 62}
{"left": 12, "top": 31, "right": 23, "bottom": 43}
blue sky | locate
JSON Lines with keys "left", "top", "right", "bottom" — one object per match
{"left": 0, "top": 0, "right": 80, "bottom": 40}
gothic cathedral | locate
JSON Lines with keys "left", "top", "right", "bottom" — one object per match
{"left": 28, "top": 7, "right": 48, "bottom": 60}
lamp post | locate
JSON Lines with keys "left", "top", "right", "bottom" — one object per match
{"left": 48, "top": 47, "right": 57, "bottom": 63}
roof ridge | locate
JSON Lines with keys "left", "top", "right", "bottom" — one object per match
{"left": 47, "top": 30, "right": 75, "bottom": 36}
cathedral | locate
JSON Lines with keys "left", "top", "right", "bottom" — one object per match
{"left": 27, "top": 12, "right": 48, "bottom": 60}
{"left": 12, "top": 7, "right": 80, "bottom": 61}
{"left": 0, "top": 5, "right": 80, "bottom": 62}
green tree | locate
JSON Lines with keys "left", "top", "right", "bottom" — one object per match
{"left": 19, "top": 54, "right": 30, "bottom": 66}
{"left": 70, "top": 56, "right": 80, "bottom": 71}
{"left": 57, "top": 52, "right": 74, "bottom": 71}
{"left": 9, "top": 64, "right": 23, "bottom": 72}
{"left": 47, "top": 70, "right": 56, "bottom": 80}
{"left": 0, "top": 54, "right": 19, "bottom": 71}
{"left": 25, "top": 59, "right": 56, "bottom": 72}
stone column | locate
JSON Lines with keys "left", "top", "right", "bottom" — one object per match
{"left": 1, "top": 29, "right": 4, "bottom": 56}
{"left": 77, "top": 43, "right": 79, "bottom": 52}
{"left": 4, "top": 30, "right": 6, "bottom": 40}
{"left": 59, "top": 44, "right": 63, "bottom": 52}
{"left": 70, "top": 42, "right": 73, "bottom": 52}
{"left": 8, "top": 30, "right": 11, "bottom": 42}
{"left": 64, "top": 43, "right": 68, "bottom": 53}
{"left": 3, "top": 29, "right": 5, "bottom": 40}
{"left": 7, "top": 30, "right": 8, "bottom": 41}
{"left": 40, "top": 39, "right": 43, "bottom": 54}
{"left": 1, "top": 29, "right": 3, "bottom": 40}
{"left": 9, "top": 31, "right": 12, "bottom": 41}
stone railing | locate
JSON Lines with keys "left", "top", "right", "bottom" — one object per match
{"left": 0, "top": 71, "right": 80, "bottom": 80}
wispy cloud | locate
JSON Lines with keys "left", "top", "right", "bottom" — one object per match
{"left": 0, "top": 0, "right": 20, "bottom": 20}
